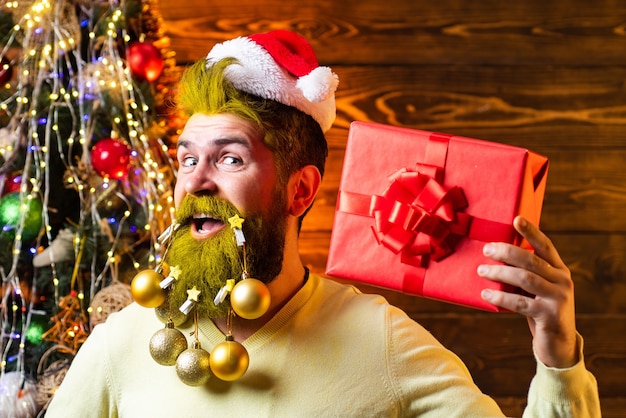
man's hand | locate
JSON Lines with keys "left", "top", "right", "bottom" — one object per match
{"left": 477, "top": 216, "right": 578, "bottom": 368}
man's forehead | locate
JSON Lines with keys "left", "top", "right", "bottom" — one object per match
{"left": 177, "top": 113, "right": 263, "bottom": 148}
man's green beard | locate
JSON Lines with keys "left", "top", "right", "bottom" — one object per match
{"left": 164, "top": 193, "right": 287, "bottom": 319}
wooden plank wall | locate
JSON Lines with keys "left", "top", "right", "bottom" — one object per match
{"left": 158, "top": 0, "right": 626, "bottom": 415}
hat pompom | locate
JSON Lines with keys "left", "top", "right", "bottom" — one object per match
{"left": 296, "top": 66, "right": 338, "bottom": 102}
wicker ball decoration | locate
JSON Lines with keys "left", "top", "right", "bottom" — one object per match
{"left": 89, "top": 282, "right": 134, "bottom": 328}
{"left": 36, "top": 359, "right": 71, "bottom": 409}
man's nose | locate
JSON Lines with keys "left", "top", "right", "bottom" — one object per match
{"left": 183, "top": 165, "right": 218, "bottom": 195}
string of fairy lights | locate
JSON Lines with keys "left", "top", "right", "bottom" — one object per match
{"left": 0, "top": 0, "right": 179, "bottom": 400}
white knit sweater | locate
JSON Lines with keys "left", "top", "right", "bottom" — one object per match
{"left": 46, "top": 274, "right": 600, "bottom": 417}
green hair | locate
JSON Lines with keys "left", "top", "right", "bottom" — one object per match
{"left": 176, "top": 58, "right": 328, "bottom": 185}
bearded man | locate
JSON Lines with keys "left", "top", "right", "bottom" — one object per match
{"left": 47, "top": 30, "right": 600, "bottom": 417}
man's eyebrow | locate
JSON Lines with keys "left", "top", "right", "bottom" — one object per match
{"left": 176, "top": 139, "right": 191, "bottom": 150}
{"left": 176, "top": 137, "right": 251, "bottom": 150}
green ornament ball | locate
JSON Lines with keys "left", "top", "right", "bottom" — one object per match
{"left": 26, "top": 320, "right": 46, "bottom": 346}
{"left": 0, "top": 192, "right": 43, "bottom": 242}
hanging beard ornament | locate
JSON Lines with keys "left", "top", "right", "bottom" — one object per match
{"left": 209, "top": 308, "right": 249, "bottom": 381}
{"left": 155, "top": 300, "right": 189, "bottom": 327}
{"left": 149, "top": 319, "right": 187, "bottom": 366}
{"left": 130, "top": 268, "right": 167, "bottom": 308}
{"left": 130, "top": 222, "right": 181, "bottom": 309}
{"left": 175, "top": 311, "right": 212, "bottom": 386}
{"left": 219, "top": 214, "right": 271, "bottom": 320}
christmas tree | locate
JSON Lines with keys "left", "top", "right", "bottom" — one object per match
{"left": 0, "top": 0, "right": 181, "bottom": 415}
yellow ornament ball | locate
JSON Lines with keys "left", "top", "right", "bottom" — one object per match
{"left": 175, "top": 343, "right": 212, "bottom": 386}
{"left": 154, "top": 300, "right": 189, "bottom": 327}
{"left": 230, "top": 278, "right": 271, "bottom": 320}
{"left": 131, "top": 270, "right": 166, "bottom": 308}
{"left": 149, "top": 323, "right": 187, "bottom": 366}
{"left": 210, "top": 339, "right": 249, "bottom": 381}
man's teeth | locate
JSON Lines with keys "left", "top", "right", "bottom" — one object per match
{"left": 192, "top": 213, "right": 212, "bottom": 220}
{"left": 192, "top": 214, "right": 222, "bottom": 233}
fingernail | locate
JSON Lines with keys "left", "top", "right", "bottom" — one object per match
{"left": 481, "top": 289, "right": 492, "bottom": 300}
{"left": 477, "top": 264, "right": 489, "bottom": 276}
{"left": 483, "top": 244, "right": 494, "bottom": 256}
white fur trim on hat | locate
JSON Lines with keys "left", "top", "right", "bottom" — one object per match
{"left": 206, "top": 33, "right": 338, "bottom": 132}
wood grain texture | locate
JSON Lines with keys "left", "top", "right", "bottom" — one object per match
{"left": 330, "top": 66, "right": 626, "bottom": 140}
{"left": 159, "top": 0, "right": 626, "bottom": 66}
{"left": 158, "top": 0, "right": 626, "bottom": 414}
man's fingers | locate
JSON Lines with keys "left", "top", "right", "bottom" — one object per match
{"left": 478, "top": 262, "right": 552, "bottom": 295}
{"left": 481, "top": 288, "right": 537, "bottom": 316}
{"left": 513, "top": 216, "right": 566, "bottom": 271}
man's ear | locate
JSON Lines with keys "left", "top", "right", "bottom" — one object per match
{"left": 287, "top": 165, "right": 321, "bottom": 217}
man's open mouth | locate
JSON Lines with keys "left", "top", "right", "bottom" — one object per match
{"left": 191, "top": 213, "right": 225, "bottom": 237}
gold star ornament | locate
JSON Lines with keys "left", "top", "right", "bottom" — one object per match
{"left": 187, "top": 286, "right": 201, "bottom": 302}
{"left": 168, "top": 265, "right": 182, "bottom": 280}
{"left": 228, "top": 214, "right": 245, "bottom": 230}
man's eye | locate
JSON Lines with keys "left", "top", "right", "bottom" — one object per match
{"left": 222, "top": 156, "right": 242, "bottom": 165}
{"left": 181, "top": 156, "right": 198, "bottom": 167}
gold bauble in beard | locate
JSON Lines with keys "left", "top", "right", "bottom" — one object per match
{"left": 230, "top": 278, "right": 271, "bottom": 320}
{"left": 130, "top": 269, "right": 166, "bottom": 308}
{"left": 209, "top": 337, "right": 249, "bottom": 381}
{"left": 175, "top": 341, "right": 212, "bottom": 386}
{"left": 149, "top": 322, "right": 188, "bottom": 366}
{"left": 154, "top": 300, "right": 190, "bottom": 327}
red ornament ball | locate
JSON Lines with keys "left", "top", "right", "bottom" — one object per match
{"left": 91, "top": 138, "right": 132, "bottom": 180}
{"left": 0, "top": 56, "right": 13, "bottom": 85}
{"left": 127, "top": 42, "right": 164, "bottom": 82}
{"left": 2, "top": 173, "right": 21, "bottom": 195}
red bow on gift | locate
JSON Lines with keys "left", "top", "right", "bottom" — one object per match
{"left": 370, "top": 166, "right": 470, "bottom": 268}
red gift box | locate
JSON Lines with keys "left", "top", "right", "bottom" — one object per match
{"left": 325, "top": 121, "right": 549, "bottom": 311}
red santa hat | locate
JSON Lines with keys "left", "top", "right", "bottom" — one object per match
{"left": 206, "top": 30, "right": 339, "bottom": 132}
